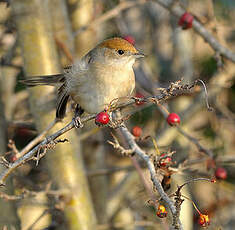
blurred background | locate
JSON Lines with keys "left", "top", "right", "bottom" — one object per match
{"left": 0, "top": 0, "right": 235, "bottom": 229}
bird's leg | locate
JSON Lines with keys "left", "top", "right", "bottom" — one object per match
{"left": 73, "top": 104, "right": 84, "bottom": 128}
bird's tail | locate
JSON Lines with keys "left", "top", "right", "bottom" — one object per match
{"left": 20, "top": 74, "right": 65, "bottom": 87}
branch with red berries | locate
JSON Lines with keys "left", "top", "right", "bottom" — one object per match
{"left": 112, "top": 121, "right": 216, "bottom": 229}
{"left": 0, "top": 79, "right": 215, "bottom": 229}
{"left": 152, "top": 0, "right": 235, "bottom": 63}
{"left": 113, "top": 122, "right": 182, "bottom": 229}
{"left": 0, "top": 77, "right": 220, "bottom": 230}
{"left": 0, "top": 79, "right": 209, "bottom": 185}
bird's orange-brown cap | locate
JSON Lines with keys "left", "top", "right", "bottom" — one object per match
{"left": 98, "top": 37, "right": 138, "bottom": 54}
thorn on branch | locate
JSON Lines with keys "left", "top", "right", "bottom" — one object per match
{"left": 32, "top": 138, "right": 69, "bottom": 165}
{"left": 7, "top": 139, "right": 19, "bottom": 155}
{"left": 173, "top": 187, "right": 184, "bottom": 229}
{"left": 131, "top": 96, "right": 146, "bottom": 105}
{"left": 0, "top": 156, "right": 10, "bottom": 168}
{"left": 196, "top": 79, "right": 213, "bottom": 111}
{"left": 108, "top": 133, "right": 135, "bottom": 156}
{"left": 108, "top": 114, "right": 131, "bottom": 129}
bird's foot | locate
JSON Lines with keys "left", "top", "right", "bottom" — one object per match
{"left": 73, "top": 104, "right": 84, "bottom": 128}
{"left": 73, "top": 116, "right": 83, "bottom": 128}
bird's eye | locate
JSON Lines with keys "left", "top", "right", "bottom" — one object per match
{"left": 117, "top": 50, "right": 124, "bottom": 55}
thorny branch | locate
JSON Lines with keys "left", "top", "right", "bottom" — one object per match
{"left": 0, "top": 113, "right": 95, "bottom": 186}
{"left": 0, "top": 80, "right": 211, "bottom": 229}
{"left": 0, "top": 80, "right": 204, "bottom": 186}
{"left": 116, "top": 123, "right": 182, "bottom": 229}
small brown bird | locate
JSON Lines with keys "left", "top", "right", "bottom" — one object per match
{"left": 21, "top": 37, "right": 144, "bottom": 123}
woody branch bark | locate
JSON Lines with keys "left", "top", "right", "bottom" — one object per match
{"left": 115, "top": 124, "right": 182, "bottom": 229}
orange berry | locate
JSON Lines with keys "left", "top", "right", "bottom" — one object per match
{"left": 132, "top": 126, "right": 142, "bottom": 137}
{"left": 156, "top": 205, "right": 167, "bottom": 218}
{"left": 198, "top": 214, "right": 210, "bottom": 227}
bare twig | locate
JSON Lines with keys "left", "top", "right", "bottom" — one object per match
{"left": 73, "top": 0, "right": 146, "bottom": 36}
{"left": 0, "top": 81, "right": 199, "bottom": 190}
{"left": 0, "top": 114, "right": 95, "bottom": 186}
{"left": 117, "top": 124, "right": 182, "bottom": 229}
{"left": 177, "top": 127, "right": 214, "bottom": 158}
{"left": 108, "top": 133, "right": 134, "bottom": 156}
{"left": 197, "top": 80, "right": 213, "bottom": 111}
{"left": 16, "top": 119, "right": 58, "bottom": 159}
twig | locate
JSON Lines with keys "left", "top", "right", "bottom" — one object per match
{"left": 130, "top": 156, "right": 155, "bottom": 199}
{"left": 73, "top": 0, "right": 146, "bottom": 36}
{"left": 0, "top": 80, "right": 200, "bottom": 187}
{"left": 108, "top": 133, "right": 134, "bottom": 156}
{"left": 177, "top": 127, "right": 214, "bottom": 158}
{"left": 55, "top": 37, "right": 74, "bottom": 63}
{"left": 8, "top": 140, "right": 19, "bottom": 155}
{"left": 16, "top": 119, "right": 58, "bottom": 159}
{"left": 117, "top": 123, "right": 182, "bottom": 229}
{"left": 26, "top": 209, "right": 50, "bottom": 230}
{"left": 197, "top": 79, "right": 213, "bottom": 111}
{"left": 0, "top": 114, "right": 95, "bottom": 186}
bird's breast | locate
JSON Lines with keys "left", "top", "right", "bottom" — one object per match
{"left": 67, "top": 65, "right": 135, "bottom": 113}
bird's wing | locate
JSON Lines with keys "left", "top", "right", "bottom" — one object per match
{"left": 56, "top": 83, "right": 69, "bottom": 119}
{"left": 20, "top": 74, "right": 65, "bottom": 86}
{"left": 64, "top": 55, "right": 89, "bottom": 76}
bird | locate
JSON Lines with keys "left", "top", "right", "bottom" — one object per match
{"left": 21, "top": 37, "right": 144, "bottom": 126}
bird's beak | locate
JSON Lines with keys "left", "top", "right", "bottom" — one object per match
{"left": 134, "top": 52, "right": 145, "bottom": 58}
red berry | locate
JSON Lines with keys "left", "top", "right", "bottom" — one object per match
{"left": 156, "top": 205, "right": 167, "bottom": 218}
{"left": 135, "top": 92, "right": 145, "bottom": 106}
{"left": 95, "top": 112, "right": 110, "bottom": 125}
{"left": 11, "top": 155, "right": 17, "bottom": 162}
{"left": 178, "top": 12, "right": 194, "bottom": 30}
{"left": 159, "top": 154, "right": 172, "bottom": 167}
{"left": 198, "top": 214, "right": 210, "bottom": 227}
{"left": 215, "top": 167, "right": 227, "bottom": 180}
{"left": 132, "top": 126, "right": 142, "bottom": 137}
{"left": 123, "top": 35, "right": 135, "bottom": 45}
{"left": 167, "top": 113, "right": 180, "bottom": 126}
